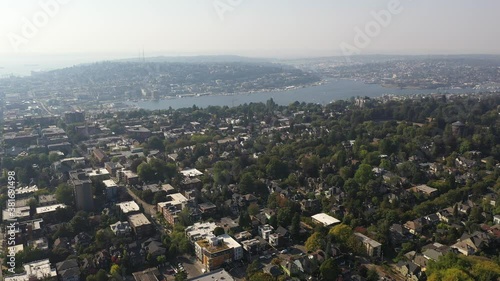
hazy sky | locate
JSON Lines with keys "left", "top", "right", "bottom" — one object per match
{"left": 1, "top": 0, "right": 500, "bottom": 60}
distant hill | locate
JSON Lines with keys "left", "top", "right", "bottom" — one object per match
{"left": 116, "top": 55, "right": 268, "bottom": 64}
{"left": 4, "top": 60, "right": 321, "bottom": 101}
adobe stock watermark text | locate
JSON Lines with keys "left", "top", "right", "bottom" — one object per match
{"left": 340, "top": 0, "right": 409, "bottom": 62}
{"left": 7, "top": 0, "right": 71, "bottom": 52}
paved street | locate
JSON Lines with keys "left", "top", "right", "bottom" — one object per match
{"left": 125, "top": 187, "right": 157, "bottom": 217}
{"left": 36, "top": 100, "right": 54, "bottom": 116}
{"left": 178, "top": 255, "right": 203, "bottom": 278}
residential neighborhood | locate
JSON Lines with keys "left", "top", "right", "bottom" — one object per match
{"left": 1, "top": 78, "right": 500, "bottom": 281}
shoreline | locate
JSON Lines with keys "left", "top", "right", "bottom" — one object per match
{"left": 125, "top": 80, "right": 326, "bottom": 103}
{"left": 120, "top": 79, "right": 493, "bottom": 112}
{"left": 125, "top": 78, "right": 481, "bottom": 105}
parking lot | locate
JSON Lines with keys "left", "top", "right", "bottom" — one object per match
{"left": 166, "top": 256, "right": 203, "bottom": 279}
{"left": 228, "top": 262, "right": 247, "bottom": 280}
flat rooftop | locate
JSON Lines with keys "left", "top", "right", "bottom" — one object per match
{"left": 110, "top": 221, "right": 131, "bottom": 233}
{"left": 354, "top": 232, "right": 382, "bottom": 248}
{"left": 196, "top": 237, "right": 230, "bottom": 254}
{"left": 36, "top": 204, "right": 66, "bottom": 214}
{"left": 186, "top": 222, "right": 217, "bottom": 241}
{"left": 39, "top": 194, "right": 57, "bottom": 204}
{"left": 2, "top": 206, "right": 32, "bottom": 221}
{"left": 132, "top": 268, "right": 161, "bottom": 281}
{"left": 187, "top": 269, "right": 234, "bottom": 281}
{"left": 87, "top": 168, "right": 110, "bottom": 177}
{"left": 161, "top": 184, "right": 175, "bottom": 193}
{"left": 128, "top": 213, "right": 151, "bottom": 227}
{"left": 122, "top": 170, "right": 139, "bottom": 178}
{"left": 311, "top": 213, "right": 341, "bottom": 227}
{"left": 126, "top": 126, "right": 151, "bottom": 133}
{"left": 219, "top": 217, "right": 239, "bottom": 229}
{"left": 103, "top": 179, "right": 118, "bottom": 188}
{"left": 15, "top": 185, "right": 39, "bottom": 195}
{"left": 181, "top": 168, "right": 203, "bottom": 177}
{"left": 413, "top": 184, "right": 438, "bottom": 194}
{"left": 241, "top": 238, "right": 260, "bottom": 247}
{"left": 5, "top": 259, "right": 57, "bottom": 281}
{"left": 158, "top": 193, "right": 188, "bottom": 207}
{"left": 117, "top": 201, "right": 140, "bottom": 214}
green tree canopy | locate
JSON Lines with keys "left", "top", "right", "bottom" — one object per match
{"left": 354, "top": 164, "right": 374, "bottom": 186}
{"left": 213, "top": 227, "right": 225, "bottom": 236}
{"left": 305, "top": 232, "right": 325, "bottom": 252}
{"left": 249, "top": 272, "right": 274, "bottom": 281}
{"left": 248, "top": 203, "right": 260, "bottom": 216}
{"left": 56, "top": 183, "right": 75, "bottom": 206}
{"left": 246, "top": 260, "right": 262, "bottom": 277}
{"left": 320, "top": 258, "right": 340, "bottom": 281}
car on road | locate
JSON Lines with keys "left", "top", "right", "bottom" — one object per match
{"left": 166, "top": 268, "right": 175, "bottom": 275}
{"left": 280, "top": 249, "right": 288, "bottom": 254}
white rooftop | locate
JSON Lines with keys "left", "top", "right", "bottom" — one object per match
{"left": 103, "top": 179, "right": 118, "bottom": 188}
{"left": 221, "top": 234, "right": 242, "bottom": 249}
{"left": 4, "top": 259, "right": 57, "bottom": 281}
{"left": 185, "top": 222, "right": 217, "bottom": 241}
{"left": 187, "top": 269, "right": 235, "bottom": 281}
{"left": 181, "top": 168, "right": 203, "bottom": 177}
{"left": 2, "top": 206, "right": 30, "bottom": 221}
{"left": 158, "top": 193, "right": 188, "bottom": 208}
{"left": 110, "top": 221, "right": 131, "bottom": 234}
{"left": 27, "top": 237, "right": 49, "bottom": 250}
{"left": 87, "top": 168, "right": 110, "bottom": 177}
{"left": 36, "top": 204, "right": 66, "bottom": 214}
{"left": 311, "top": 213, "right": 341, "bottom": 227}
{"left": 116, "top": 201, "right": 140, "bottom": 214}
{"left": 60, "top": 157, "right": 85, "bottom": 163}
{"left": 15, "top": 185, "right": 39, "bottom": 195}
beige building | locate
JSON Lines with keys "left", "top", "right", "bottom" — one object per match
{"left": 128, "top": 213, "right": 152, "bottom": 238}
{"left": 354, "top": 232, "right": 382, "bottom": 258}
{"left": 195, "top": 234, "right": 243, "bottom": 272}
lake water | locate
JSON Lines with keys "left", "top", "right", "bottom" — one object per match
{"left": 130, "top": 79, "right": 478, "bottom": 110}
